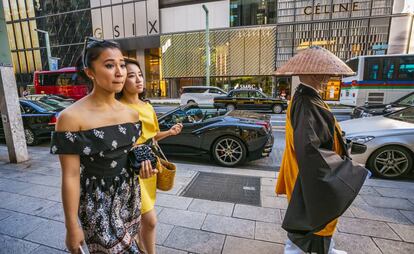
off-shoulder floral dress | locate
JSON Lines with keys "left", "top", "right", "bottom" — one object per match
{"left": 50, "top": 122, "right": 143, "bottom": 254}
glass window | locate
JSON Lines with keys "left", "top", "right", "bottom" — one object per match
{"left": 398, "top": 56, "right": 414, "bottom": 80}
{"left": 208, "top": 88, "right": 225, "bottom": 94}
{"left": 233, "top": 91, "right": 249, "bottom": 98}
{"left": 346, "top": 59, "right": 359, "bottom": 72}
{"left": 230, "top": 0, "right": 277, "bottom": 27}
{"left": 382, "top": 58, "right": 395, "bottom": 80}
{"left": 39, "top": 73, "right": 59, "bottom": 86}
{"left": 33, "top": 0, "right": 90, "bottom": 18}
{"left": 387, "top": 107, "right": 414, "bottom": 124}
{"left": 29, "top": 100, "right": 58, "bottom": 112}
{"left": 249, "top": 91, "right": 265, "bottom": 98}
{"left": 56, "top": 73, "right": 75, "bottom": 86}
{"left": 397, "top": 93, "right": 414, "bottom": 106}
{"left": 182, "top": 88, "right": 207, "bottom": 94}
{"left": 21, "top": 104, "right": 37, "bottom": 114}
{"left": 365, "top": 59, "right": 381, "bottom": 80}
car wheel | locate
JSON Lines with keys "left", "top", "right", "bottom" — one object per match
{"left": 24, "top": 128, "right": 39, "bottom": 146}
{"left": 226, "top": 104, "right": 235, "bottom": 111}
{"left": 272, "top": 104, "right": 283, "bottom": 114}
{"left": 367, "top": 145, "right": 413, "bottom": 179}
{"left": 187, "top": 100, "right": 195, "bottom": 104}
{"left": 212, "top": 136, "right": 246, "bottom": 167}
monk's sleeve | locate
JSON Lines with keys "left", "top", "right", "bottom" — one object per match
{"left": 283, "top": 97, "right": 368, "bottom": 233}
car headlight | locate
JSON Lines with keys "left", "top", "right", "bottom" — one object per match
{"left": 361, "top": 112, "right": 373, "bottom": 118}
{"left": 349, "top": 136, "right": 375, "bottom": 144}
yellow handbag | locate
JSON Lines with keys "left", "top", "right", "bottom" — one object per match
{"left": 154, "top": 142, "right": 176, "bottom": 191}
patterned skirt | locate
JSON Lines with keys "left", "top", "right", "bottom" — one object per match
{"left": 79, "top": 171, "right": 143, "bottom": 254}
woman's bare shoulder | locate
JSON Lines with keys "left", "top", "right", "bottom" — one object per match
{"left": 55, "top": 101, "right": 87, "bottom": 132}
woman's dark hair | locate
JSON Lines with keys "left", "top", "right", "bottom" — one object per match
{"left": 116, "top": 58, "right": 146, "bottom": 100}
{"left": 75, "top": 37, "right": 122, "bottom": 91}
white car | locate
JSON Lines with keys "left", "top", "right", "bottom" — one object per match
{"left": 340, "top": 107, "right": 414, "bottom": 179}
{"left": 180, "top": 86, "right": 226, "bottom": 106}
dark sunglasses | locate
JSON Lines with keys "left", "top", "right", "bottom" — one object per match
{"left": 82, "top": 37, "right": 118, "bottom": 69}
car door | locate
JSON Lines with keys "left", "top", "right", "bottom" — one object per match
{"left": 233, "top": 91, "right": 251, "bottom": 109}
{"left": 248, "top": 91, "right": 264, "bottom": 110}
{"left": 157, "top": 108, "right": 205, "bottom": 155}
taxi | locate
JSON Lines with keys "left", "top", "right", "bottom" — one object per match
{"left": 213, "top": 89, "right": 288, "bottom": 114}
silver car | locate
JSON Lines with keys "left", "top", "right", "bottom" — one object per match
{"left": 340, "top": 107, "right": 414, "bottom": 179}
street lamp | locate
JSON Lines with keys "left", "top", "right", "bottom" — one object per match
{"left": 34, "top": 28, "right": 53, "bottom": 70}
{"left": 202, "top": 4, "right": 210, "bottom": 86}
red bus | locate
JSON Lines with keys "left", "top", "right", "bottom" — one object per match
{"left": 33, "top": 67, "right": 88, "bottom": 100}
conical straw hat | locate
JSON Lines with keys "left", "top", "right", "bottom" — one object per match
{"left": 274, "top": 46, "right": 355, "bottom": 76}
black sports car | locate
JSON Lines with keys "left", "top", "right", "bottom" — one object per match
{"left": 0, "top": 99, "right": 59, "bottom": 145}
{"left": 157, "top": 103, "right": 274, "bottom": 167}
{"left": 351, "top": 92, "right": 414, "bottom": 118}
{"left": 213, "top": 89, "right": 288, "bottom": 114}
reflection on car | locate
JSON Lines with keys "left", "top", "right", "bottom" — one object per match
{"left": 0, "top": 99, "right": 59, "bottom": 145}
{"left": 157, "top": 103, "right": 274, "bottom": 167}
{"left": 341, "top": 107, "right": 414, "bottom": 179}
{"left": 23, "top": 94, "right": 74, "bottom": 111}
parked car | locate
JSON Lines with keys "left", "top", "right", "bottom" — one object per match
{"left": 23, "top": 94, "right": 74, "bottom": 111}
{"left": 213, "top": 89, "right": 288, "bottom": 114}
{"left": 0, "top": 99, "right": 59, "bottom": 145}
{"left": 351, "top": 92, "right": 414, "bottom": 118}
{"left": 341, "top": 107, "right": 414, "bottom": 179}
{"left": 180, "top": 86, "right": 227, "bottom": 106}
{"left": 157, "top": 103, "right": 274, "bottom": 166}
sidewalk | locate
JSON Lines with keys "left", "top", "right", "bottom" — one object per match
{"left": 0, "top": 145, "right": 413, "bottom": 253}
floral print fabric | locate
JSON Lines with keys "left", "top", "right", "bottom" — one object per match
{"left": 51, "top": 122, "right": 143, "bottom": 254}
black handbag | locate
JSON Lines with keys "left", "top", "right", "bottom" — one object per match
{"left": 128, "top": 144, "right": 158, "bottom": 174}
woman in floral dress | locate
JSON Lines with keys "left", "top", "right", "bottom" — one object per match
{"left": 51, "top": 38, "right": 156, "bottom": 254}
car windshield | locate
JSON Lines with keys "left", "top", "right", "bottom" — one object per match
{"left": 386, "top": 107, "right": 414, "bottom": 124}
{"left": 41, "top": 98, "right": 72, "bottom": 110}
{"left": 29, "top": 100, "right": 60, "bottom": 112}
{"left": 396, "top": 93, "right": 414, "bottom": 106}
{"left": 161, "top": 105, "right": 225, "bottom": 125}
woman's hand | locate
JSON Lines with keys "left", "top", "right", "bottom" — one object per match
{"left": 139, "top": 160, "right": 158, "bottom": 179}
{"left": 66, "top": 225, "right": 85, "bottom": 254}
{"left": 169, "top": 123, "right": 183, "bottom": 136}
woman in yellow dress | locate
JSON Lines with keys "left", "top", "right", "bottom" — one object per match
{"left": 119, "top": 58, "right": 182, "bottom": 254}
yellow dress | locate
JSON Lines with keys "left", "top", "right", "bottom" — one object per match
{"left": 121, "top": 100, "right": 159, "bottom": 214}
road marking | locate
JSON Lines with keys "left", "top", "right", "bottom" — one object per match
{"left": 243, "top": 186, "right": 256, "bottom": 191}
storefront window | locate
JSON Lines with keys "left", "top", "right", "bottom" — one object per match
{"left": 275, "top": 77, "right": 291, "bottom": 100}
{"left": 321, "top": 79, "right": 341, "bottom": 101}
{"left": 230, "top": 0, "right": 277, "bottom": 27}
{"left": 145, "top": 48, "right": 163, "bottom": 98}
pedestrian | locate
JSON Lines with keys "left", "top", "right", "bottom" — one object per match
{"left": 50, "top": 37, "right": 155, "bottom": 254}
{"left": 118, "top": 58, "right": 183, "bottom": 254}
{"left": 274, "top": 46, "right": 369, "bottom": 254}
{"left": 22, "top": 89, "right": 29, "bottom": 97}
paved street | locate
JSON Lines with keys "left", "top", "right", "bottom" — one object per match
{"left": 1, "top": 140, "right": 414, "bottom": 253}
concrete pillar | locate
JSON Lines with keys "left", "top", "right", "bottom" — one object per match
{"left": 0, "top": 3, "right": 29, "bottom": 163}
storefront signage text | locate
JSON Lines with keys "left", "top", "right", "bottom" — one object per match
{"left": 304, "top": 2, "right": 359, "bottom": 15}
